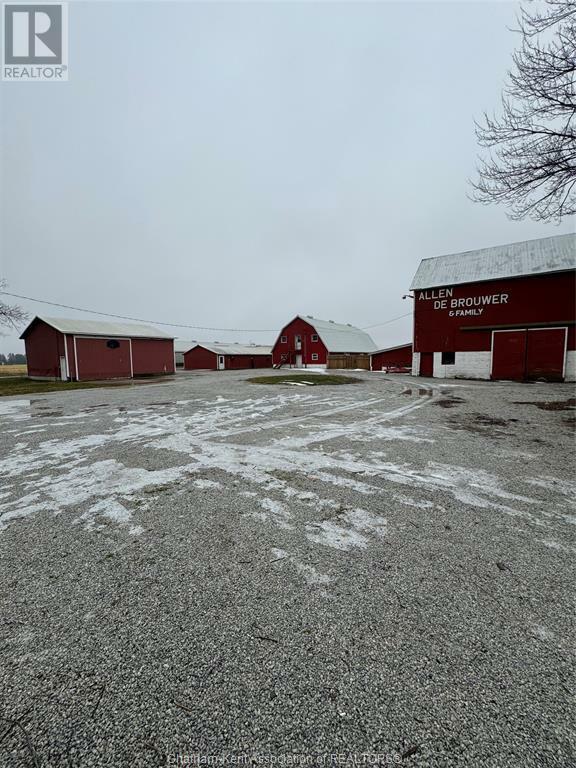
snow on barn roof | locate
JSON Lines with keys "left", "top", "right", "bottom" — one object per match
{"left": 297, "top": 316, "right": 377, "bottom": 353}
{"left": 410, "top": 233, "right": 576, "bottom": 290}
{"left": 192, "top": 342, "right": 272, "bottom": 356}
{"left": 20, "top": 316, "right": 174, "bottom": 340}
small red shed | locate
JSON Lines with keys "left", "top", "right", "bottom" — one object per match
{"left": 20, "top": 316, "right": 175, "bottom": 381}
{"left": 272, "top": 316, "right": 377, "bottom": 369}
{"left": 371, "top": 344, "right": 412, "bottom": 372}
{"left": 410, "top": 234, "right": 575, "bottom": 381}
{"left": 184, "top": 343, "right": 272, "bottom": 371}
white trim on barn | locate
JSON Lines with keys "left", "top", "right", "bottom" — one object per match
{"left": 63, "top": 335, "right": 70, "bottom": 381}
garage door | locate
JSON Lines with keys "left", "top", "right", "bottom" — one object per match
{"left": 75, "top": 337, "right": 131, "bottom": 380}
{"left": 525, "top": 328, "right": 566, "bottom": 382}
{"left": 491, "top": 328, "right": 566, "bottom": 382}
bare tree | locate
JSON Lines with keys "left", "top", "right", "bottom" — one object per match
{"left": 0, "top": 281, "right": 28, "bottom": 331}
{"left": 471, "top": 0, "right": 576, "bottom": 221}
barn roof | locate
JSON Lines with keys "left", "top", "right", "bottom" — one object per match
{"left": 191, "top": 342, "right": 272, "bottom": 356}
{"left": 410, "top": 233, "right": 576, "bottom": 290}
{"left": 372, "top": 343, "right": 412, "bottom": 354}
{"left": 20, "top": 316, "right": 174, "bottom": 340}
{"left": 174, "top": 339, "right": 197, "bottom": 354}
{"left": 297, "top": 316, "right": 377, "bottom": 353}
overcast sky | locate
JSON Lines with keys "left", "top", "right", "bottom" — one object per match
{"left": 1, "top": 0, "right": 573, "bottom": 355}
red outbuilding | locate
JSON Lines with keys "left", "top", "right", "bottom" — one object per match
{"left": 410, "top": 234, "right": 576, "bottom": 382}
{"left": 184, "top": 343, "right": 272, "bottom": 371}
{"left": 371, "top": 344, "right": 412, "bottom": 372}
{"left": 21, "top": 316, "right": 175, "bottom": 381}
{"left": 272, "top": 315, "right": 377, "bottom": 369}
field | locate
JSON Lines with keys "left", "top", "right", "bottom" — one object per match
{"left": 0, "top": 364, "right": 27, "bottom": 377}
{"left": 0, "top": 370, "right": 574, "bottom": 767}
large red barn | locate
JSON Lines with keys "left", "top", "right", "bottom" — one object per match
{"left": 272, "top": 316, "right": 377, "bottom": 369}
{"left": 184, "top": 343, "right": 272, "bottom": 371}
{"left": 21, "top": 316, "right": 175, "bottom": 381}
{"left": 410, "top": 234, "right": 575, "bottom": 382}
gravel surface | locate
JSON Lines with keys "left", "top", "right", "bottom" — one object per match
{"left": 0, "top": 371, "right": 574, "bottom": 767}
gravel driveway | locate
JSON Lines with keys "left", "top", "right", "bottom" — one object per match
{"left": 1, "top": 371, "right": 574, "bottom": 767}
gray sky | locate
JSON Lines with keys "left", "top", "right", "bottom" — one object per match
{"left": 1, "top": 0, "right": 573, "bottom": 355}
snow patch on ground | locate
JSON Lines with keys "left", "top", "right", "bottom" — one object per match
{"left": 192, "top": 479, "right": 222, "bottom": 490}
{"left": 0, "top": 459, "right": 191, "bottom": 533}
{"left": 73, "top": 498, "right": 144, "bottom": 535}
{"left": 305, "top": 508, "right": 387, "bottom": 551}
{"left": 249, "top": 498, "right": 292, "bottom": 529}
{"left": 270, "top": 547, "right": 331, "bottom": 594}
{"left": 530, "top": 623, "right": 556, "bottom": 642}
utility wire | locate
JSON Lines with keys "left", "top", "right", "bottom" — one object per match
{"left": 1, "top": 290, "right": 413, "bottom": 333}
{"left": 361, "top": 311, "right": 412, "bottom": 329}
{"left": 0, "top": 291, "right": 277, "bottom": 333}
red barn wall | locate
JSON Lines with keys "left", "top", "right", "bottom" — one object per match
{"left": 184, "top": 347, "right": 272, "bottom": 370}
{"left": 24, "top": 321, "right": 66, "bottom": 379}
{"left": 414, "top": 271, "right": 575, "bottom": 354}
{"left": 412, "top": 270, "right": 575, "bottom": 381}
{"left": 272, "top": 318, "right": 328, "bottom": 366}
{"left": 371, "top": 345, "right": 412, "bottom": 371}
{"left": 131, "top": 338, "right": 175, "bottom": 376}
{"left": 225, "top": 354, "right": 272, "bottom": 370}
{"left": 184, "top": 347, "right": 218, "bottom": 370}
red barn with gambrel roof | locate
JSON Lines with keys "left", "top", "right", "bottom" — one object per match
{"left": 272, "top": 315, "right": 376, "bottom": 369}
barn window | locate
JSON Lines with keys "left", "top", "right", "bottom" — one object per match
{"left": 311, "top": 334, "right": 319, "bottom": 342}
{"left": 280, "top": 335, "right": 287, "bottom": 343}
{"left": 106, "top": 340, "right": 120, "bottom": 349}
{"left": 311, "top": 353, "right": 319, "bottom": 361}
{"left": 441, "top": 351, "right": 455, "bottom": 365}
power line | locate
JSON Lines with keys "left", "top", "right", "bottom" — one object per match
{"left": 0, "top": 291, "right": 277, "bottom": 333}
{"left": 361, "top": 311, "right": 412, "bottom": 329}
{"left": 1, "top": 290, "right": 413, "bottom": 334}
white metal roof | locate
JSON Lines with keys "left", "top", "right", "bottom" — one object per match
{"left": 372, "top": 343, "right": 412, "bottom": 354}
{"left": 174, "top": 339, "right": 197, "bottom": 354}
{"left": 296, "top": 316, "right": 377, "bottom": 353}
{"left": 192, "top": 342, "right": 272, "bottom": 356}
{"left": 21, "top": 316, "right": 174, "bottom": 340}
{"left": 410, "top": 233, "right": 576, "bottom": 290}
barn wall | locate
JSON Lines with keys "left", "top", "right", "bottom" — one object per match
{"left": 565, "top": 351, "right": 576, "bottom": 382}
{"left": 432, "top": 351, "right": 491, "bottom": 380}
{"left": 225, "top": 354, "right": 272, "bottom": 370}
{"left": 24, "top": 321, "right": 66, "bottom": 379}
{"left": 371, "top": 346, "right": 412, "bottom": 371}
{"left": 413, "top": 270, "right": 575, "bottom": 381}
{"left": 131, "top": 338, "right": 174, "bottom": 376}
{"left": 414, "top": 271, "right": 575, "bottom": 355}
{"left": 272, "top": 318, "right": 328, "bottom": 367}
{"left": 184, "top": 347, "right": 218, "bottom": 370}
